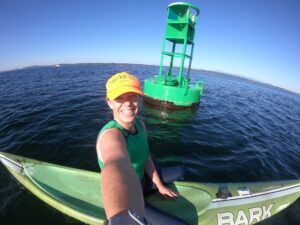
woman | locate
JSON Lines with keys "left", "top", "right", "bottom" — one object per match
{"left": 96, "top": 72, "right": 179, "bottom": 224}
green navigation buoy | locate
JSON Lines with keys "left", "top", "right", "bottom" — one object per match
{"left": 144, "top": 2, "right": 204, "bottom": 109}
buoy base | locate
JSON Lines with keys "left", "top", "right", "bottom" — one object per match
{"left": 143, "top": 77, "right": 204, "bottom": 109}
{"left": 143, "top": 95, "right": 198, "bottom": 110}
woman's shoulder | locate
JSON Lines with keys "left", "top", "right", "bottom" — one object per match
{"left": 96, "top": 125, "right": 127, "bottom": 165}
{"left": 100, "top": 120, "right": 122, "bottom": 133}
{"left": 97, "top": 125, "right": 126, "bottom": 147}
{"left": 102, "top": 120, "right": 117, "bottom": 129}
{"left": 98, "top": 120, "right": 128, "bottom": 141}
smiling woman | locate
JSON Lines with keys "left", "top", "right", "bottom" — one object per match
{"left": 96, "top": 72, "right": 181, "bottom": 224}
{"left": 108, "top": 92, "right": 139, "bottom": 129}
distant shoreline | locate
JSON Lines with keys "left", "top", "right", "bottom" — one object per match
{"left": 0, "top": 62, "right": 299, "bottom": 96}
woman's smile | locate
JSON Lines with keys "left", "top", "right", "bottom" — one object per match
{"left": 120, "top": 108, "right": 135, "bottom": 116}
{"left": 107, "top": 92, "right": 139, "bottom": 129}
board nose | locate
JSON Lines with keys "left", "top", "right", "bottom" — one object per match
{"left": 0, "top": 153, "right": 23, "bottom": 173}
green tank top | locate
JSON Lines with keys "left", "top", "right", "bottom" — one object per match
{"left": 98, "top": 119, "right": 149, "bottom": 179}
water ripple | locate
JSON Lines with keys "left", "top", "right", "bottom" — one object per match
{"left": 0, "top": 64, "right": 299, "bottom": 225}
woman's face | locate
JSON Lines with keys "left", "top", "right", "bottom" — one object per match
{"left": 107, "top": 92, "right": 139, "bottom": 127}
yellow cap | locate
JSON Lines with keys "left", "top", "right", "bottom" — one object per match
{"left": 106, "top": 72, "right": 144, "bottom": 100}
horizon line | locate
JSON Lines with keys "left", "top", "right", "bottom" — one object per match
{"left": 1, "top": 62, "right": 299, "bottom": 96}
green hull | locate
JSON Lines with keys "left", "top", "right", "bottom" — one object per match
{"left": 1, "top": 152, "right": 299, "bottom": 225}
{"left": 144, "top": 78, "right": 204, "bottom": 107}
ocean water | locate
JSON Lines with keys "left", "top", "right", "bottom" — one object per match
{"left": 0, "top": 63, "right": 299, "bottom": 225}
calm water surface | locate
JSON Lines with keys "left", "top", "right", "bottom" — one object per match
{"left": 0, "top": 63, "right": 299, "bottom": 225}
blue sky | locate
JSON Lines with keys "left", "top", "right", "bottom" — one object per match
{"left": 1, "top": 0, "right": 299, "bottom": 93}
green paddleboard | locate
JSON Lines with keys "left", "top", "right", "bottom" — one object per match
{"left": 0, "top": 152, "right": 210, "bottom": 224}
{"left": 1, "top": 152, "right": 300, "bottom": 225}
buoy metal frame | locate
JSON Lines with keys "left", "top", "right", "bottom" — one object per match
{"left": 144, "top": 2, "right": 204, "bottom": 108}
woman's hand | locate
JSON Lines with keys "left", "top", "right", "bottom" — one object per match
{"left": 144, "top": 155, "right": 179, "bottom": 199}
{"left": 157, "top": 184, "right": 179, "bottom": 199}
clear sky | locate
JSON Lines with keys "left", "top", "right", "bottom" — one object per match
{"left": 1, "top": 0, "right": 299, "bottom": 93}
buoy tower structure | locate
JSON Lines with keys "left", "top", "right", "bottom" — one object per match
{"left": 143, "top": 2, "right": 204, "bottom": 108}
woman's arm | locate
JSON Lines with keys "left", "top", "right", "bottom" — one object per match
{"left": 139, "top": 120, "right": 179, "bottom": 198}
{"left": 144, "top": 155, "right": 179, "bottom": 198}
{"left": 97, "top": 128, "right": 145, "bottom": 219}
